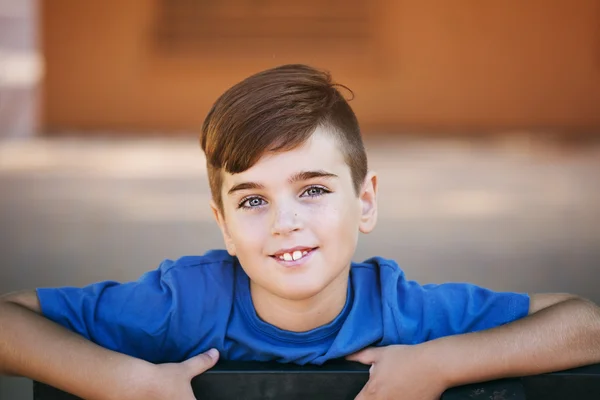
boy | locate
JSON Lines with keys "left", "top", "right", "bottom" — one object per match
{"left": 1, "top": 64, "right": 599, "bottom": 400}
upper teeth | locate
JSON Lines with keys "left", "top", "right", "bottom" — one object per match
{"left": 280, "top": 250, "right": 308, "bottom": 261}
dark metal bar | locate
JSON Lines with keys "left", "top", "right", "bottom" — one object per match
{"left": 33, "top": 361, "right": 600, "bottom": 400}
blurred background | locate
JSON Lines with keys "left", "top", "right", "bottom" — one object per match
{"left": 1, "top": 0, "right": 599, "bottom": 398}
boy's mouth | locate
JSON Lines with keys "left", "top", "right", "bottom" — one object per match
{"left": 270, "top": 247, "right": 317, "bottom": 262}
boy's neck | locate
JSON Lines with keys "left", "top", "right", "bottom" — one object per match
{"left": 250, "top": 266, "right": 350, "bottom": 333}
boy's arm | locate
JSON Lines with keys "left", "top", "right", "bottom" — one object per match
{"left": 0, "top": 290, "right": 217, "bottom": 400}
{"left": 431, "top": 293, "right": 600, "bottom": 387}
{"left": 347, "top": 293, "right": 600, "bottom": 399}
{"left": 0, "top": 290, "right": 152, "bottom": 399}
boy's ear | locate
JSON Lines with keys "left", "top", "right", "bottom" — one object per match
{"left": 358, "top": 171, "right": 378, "bottom": 234}
{"left": 210, "top": 200, "right": 237, "bottom": 256}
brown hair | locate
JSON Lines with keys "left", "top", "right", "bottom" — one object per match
{"left": 200, "top": 64, "right": 367, "bottom": 210}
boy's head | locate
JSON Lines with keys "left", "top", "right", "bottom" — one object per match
{"left": 200, "top": 64, "right": 378, "bottom": 304}
{"left": 201, "top": 64, "right": 367, "bottom": 211}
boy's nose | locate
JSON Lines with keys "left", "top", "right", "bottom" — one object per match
{"left": 270, "top": 207, "right": 302, "bottom": 236}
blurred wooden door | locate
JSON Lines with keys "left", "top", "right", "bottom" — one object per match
{"left": 43, "top": 0, "right": 600, "bottom": 134}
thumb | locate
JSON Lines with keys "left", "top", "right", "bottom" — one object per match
{"left": 345, "top": 347, "right": 381, "bottom": 365}
{"left": 182, "top": 348, "right": 220, "bottom": 378}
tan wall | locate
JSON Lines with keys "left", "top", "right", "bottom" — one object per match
{"left": 42, "top": 0, "right": 600, "bottom": 134}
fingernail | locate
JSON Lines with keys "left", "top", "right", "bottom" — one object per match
{"left": 207, "top": 348, "right": 219, "bottom": 359}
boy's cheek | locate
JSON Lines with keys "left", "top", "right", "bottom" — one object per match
{"left": 316, "top": 202, "right": 360, "bottom": 230}
{"left": 229, "top": 222, "right": 268, "bottom": 252}
{"left": 229, "top": 212, "right": 266, "bottom": 232}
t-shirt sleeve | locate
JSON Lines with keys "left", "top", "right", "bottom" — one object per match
{"left": 36, "top": 260, "right": 178, "bottom": 363}
{"left": 396, "top": 278, "right": 530, "bottom": 343}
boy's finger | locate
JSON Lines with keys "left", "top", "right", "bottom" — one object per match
{"left": 353, "top": 382, "right": 373, "bottom": 400}
{"left": 183, "top": 348, "right": 220, "bottom": 377}
{"left": 345, "top": 347, "right": 379, "bottom": 365}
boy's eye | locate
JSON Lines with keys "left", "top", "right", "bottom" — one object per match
{"left": 239, "top": 196, "right": 266, "bottom": 209}
{"left": 238, "top": 186, "right": 330, "bottom": 209}
{"left": 301, "top": 186, "right": 330, "bottom": 197}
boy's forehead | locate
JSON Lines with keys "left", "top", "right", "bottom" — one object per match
{"left": 222, "top": 128, "right": 347, "bottom": 185}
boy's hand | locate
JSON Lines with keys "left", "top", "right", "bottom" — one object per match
{"left": 346, "top": 345, "right": 447, "bottom": 400}
{"left": 143, "top": 349, "right": 219, "bottom": 400}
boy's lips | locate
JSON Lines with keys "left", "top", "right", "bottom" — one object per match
{"left": 270, "top": 246, "right": 317, "bottom": 256}
{"left": 269, "top": 246, "right": 318, "bottom": 265}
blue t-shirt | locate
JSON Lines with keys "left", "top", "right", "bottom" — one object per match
{"left": 37, "top": 250, "right": 529, "bottom": 365}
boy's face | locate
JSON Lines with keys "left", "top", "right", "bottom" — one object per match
{"left": 211, "top": 127, "right": 377, "bottom": 302}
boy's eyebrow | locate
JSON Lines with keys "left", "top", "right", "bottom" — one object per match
{"left": 227, "top": 170, "right": 338, "bottom": 195}
{"left": 289, "top": 170, "right": 338, "bottom": 183}
{"left": 227, "top": 181, "right": 265, "bottom": 195}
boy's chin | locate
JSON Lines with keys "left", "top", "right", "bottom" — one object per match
{"left": 275, "top": 287, "right": 325, "bottom": 301}
{"left": 270, "top": 278, "right": 341, "bottom": 302}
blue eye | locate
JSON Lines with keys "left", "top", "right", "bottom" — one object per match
{"left": 239, "top": 196, "right": 266, "bottom": 209}
{"left": 302, "top": 186, "right": 330, "bottom": 197}
{"left": 238, "top": 186, "right": 330, "bottom": 209}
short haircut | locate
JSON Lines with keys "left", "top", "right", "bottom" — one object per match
{"left": 200, "top": 64, "right": 368, "bottom": 211}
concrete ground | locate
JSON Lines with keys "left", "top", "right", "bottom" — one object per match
{"left": 1, "top": 136, "right": 599, "bottom": 399}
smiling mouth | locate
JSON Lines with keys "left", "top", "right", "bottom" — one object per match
{"left": 271, "top": 248, "right": 317, "bottom": 262}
